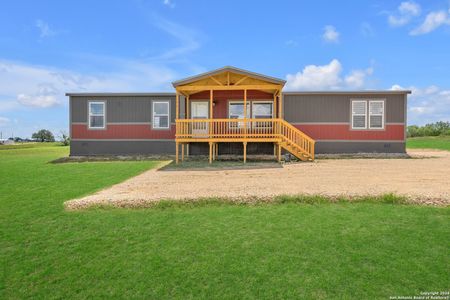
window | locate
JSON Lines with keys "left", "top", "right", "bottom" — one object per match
{"left": 229, "top": 101, "right": 250, "bottom": 128}
{"left": 369, "top": 100, "right": 384, "bottom": 129}
{"left": 88, "top": 101, "right": 105, "bottom": 129}
{"left": 252, "top": 102, "right": 273, "bottom": 119}
{"left": 229, "top": 101, "right": 250, "bottom": 119}
{"left": 153, "top": 101, "right": 170, "bottom": 129}
{"left": 252, "top": 102, "right": 273, "bottom": 128}
{"left": 351, "top": 100, "right": 367, "bottom": 129}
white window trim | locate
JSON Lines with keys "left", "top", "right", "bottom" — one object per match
{"left": 351, "top": 100, "right": 367, "bottom": 130}
{"left": 228, "top": 100, "right": 251, "bottom": 119}
{"left": 228, "top": 100, "right": 250, "bottom": 129}
{"left": 190, "top": 101, "right": 209, "bottom": 119}
{"left": 152, "top": 101, "right": 170, "bottom": 129}
{"left": 369, "top": 100, "right": 385, "bottom": 130}
{"left": 251, "top": 101, "right": 274, "bottom": 119}
{"left": 88, "top": 101, "right": 106, "bottom": 129}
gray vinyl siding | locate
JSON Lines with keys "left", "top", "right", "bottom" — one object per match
{"left": 283, "top": 93, "right": 405, "bottom": 123}
{"left": 70, "top": 140, "right": 175, "bottom": 156}
{"left": 70, "top": 95, "right": 176, "bottom": 124}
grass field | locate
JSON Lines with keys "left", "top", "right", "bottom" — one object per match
{"left": 1, "top": 144, "right": 449, "bottom": 298}
{"left": 407, "top": 135, "right": 450, "bottom": 151}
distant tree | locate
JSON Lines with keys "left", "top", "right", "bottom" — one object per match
{"left": 32, "top": 129, "right": 55, "bottom": 142}
{"left": 58, "top": 131, "right": 70, "bottom": 146}
{"left": 407, "top": 121, "right": 450, "bottom": 137}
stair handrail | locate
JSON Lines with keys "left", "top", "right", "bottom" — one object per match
{"left": 277, "top": 119, "right": 315, "bottom": 160}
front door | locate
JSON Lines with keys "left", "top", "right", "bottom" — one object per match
{"left": 191, "top": 101, "right": 209, "bottom": 137}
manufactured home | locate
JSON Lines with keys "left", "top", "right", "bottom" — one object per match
{"left": 67, "top": 66, "right": 410, "bottom": 162}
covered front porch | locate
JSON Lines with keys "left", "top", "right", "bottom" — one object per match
{"left": 172, "top": 66, "right": 315, "bottom": 163}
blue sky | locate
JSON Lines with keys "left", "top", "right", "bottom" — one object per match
{"left": 1, "top": 0, "right": 450, "bottom": 138}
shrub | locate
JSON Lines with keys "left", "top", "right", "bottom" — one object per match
{"left": 58, "top": 131, "right": 70, "bottom": 146}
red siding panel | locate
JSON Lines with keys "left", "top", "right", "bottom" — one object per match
{"left": 189, "top": 90, "right": 274, "bottom": 119}
{"left": 72, "top": 124, "right": 175, "bottom": 139}
{"left": 294, "top": 124, "right": 404, "bottom": 140}
{"left": 73, "top": 123, "right": 404, "bottom": 141}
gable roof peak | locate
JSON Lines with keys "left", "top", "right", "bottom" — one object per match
{"left": 172, "top": 66, "right": 286, "bottom": 87}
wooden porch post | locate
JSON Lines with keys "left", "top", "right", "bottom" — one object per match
{"left": 181, "top": 143, "right": 185, "bottom": 161}
{"left": 176, "top": 91, "right": 179, "bottom": 120}
{"left": 175, "top": 91, "right": 179, "bottom": 164}
{"left": 273, "top": 92, "right": 277, "bottom": 118}
{"left": 209, "top": 142, "right": 213, "bottom": 164}
{"left": 277, "top": 143, "right": 281, "bottom": 162}
{"left": 279, "top": 88, "right": 283, "bottom": 119}
{"left": 175, "top": 142, "right": 179, "bottom": 164}
{"left": 186, "top": 95, "right": 190, "bottom": 119}
{"left": 210, "top": 90, "right": 213, "bottom": 118}
{"left": 243, "top": 142, "right": 247, "bottom": 163}
{"left": 185, "top": 95, "right": 189, "bottom": 157}
{"left": 209, "top": 90, "right": 213, "bottom": 140}
{"left": 244, "top": 89, "right": 247, "bottom": 138}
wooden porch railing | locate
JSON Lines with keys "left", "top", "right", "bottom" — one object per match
{"left": 176, "top": 118, "right": 315, "bottom": 160}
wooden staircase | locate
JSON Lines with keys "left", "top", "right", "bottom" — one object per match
{"left": 277, "top": 119, "right": 315, "bottom": 161}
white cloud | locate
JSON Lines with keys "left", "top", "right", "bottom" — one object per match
{"left": 410, "top": 10, "right": 450, "bottom": 35}
{"left": 0, "top": 59, "right": 178, "bottom": 110}
{"left": 0, "top": 116, "right": 10, "bottom": 127}
{"left": 399, "top": 1, "right": 421, "bottom": 16}
{"left": 390, "top": 84, "right": 404, "bottom": 91}
{"left": 388, "top": 1, "right": 421, "bottom": 27}
{"left": 285, "top": 59, "right": 374, "bottom": 90}
{"left": 285, "top": 39, "right": 298, "bottom": 47}
{"left": 163, "top": 0, "right": 175, "bottom": 8}
{"left": 0, "top": 16, "right": 203, "bottom": 114}
{"left": 17, "top": 94, "right": 59, "bottom": 108}
{"left": 390, "top": 84, "right": 450, "bottom": 125}
{"left": 35, "top": 19, "right": 57, "bottom": 38}
{"left": 360, "top": 22, "right": 375, "bottom": 37}
{"left": 322, "top": 25, "right": 340, "bottom": 43}
{"left": 152, "top": 16, "right": 201, "bottom": 60}
{"left": 344, "top": 67, "right": 374, "bottom": 88}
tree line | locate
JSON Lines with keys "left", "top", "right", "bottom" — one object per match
{"left": 407, "top": 121, "right": 450, "bottom": 137}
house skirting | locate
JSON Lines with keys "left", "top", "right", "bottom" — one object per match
{"left": 315, "top": 140, "right": 406, "bottom": 153}
{"left": 70, "top": 140, "right": 405, "bottom": 156}
{"left": 70, "top": 140, "right": 175, "bottom": 156}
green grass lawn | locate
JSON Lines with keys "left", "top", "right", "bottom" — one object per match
{"left": 0, "top": 141, "right": 61, "bottom": 150}
{"left": 1, "top": 144, "right": 449, "bottom": 299}
{"left": 407, "top": 135, "right": 450, "bottom": 151}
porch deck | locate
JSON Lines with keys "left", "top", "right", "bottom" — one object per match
{"left": 175, "top": 118, "right": 315, "bottom": 163}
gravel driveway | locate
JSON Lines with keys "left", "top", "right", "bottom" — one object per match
{"left": 66, "top": 150, "right": 450, "bottom": 209}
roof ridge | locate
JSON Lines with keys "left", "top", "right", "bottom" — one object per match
{"left": 172, "top": 66, "right": 286, "bottom": 87}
